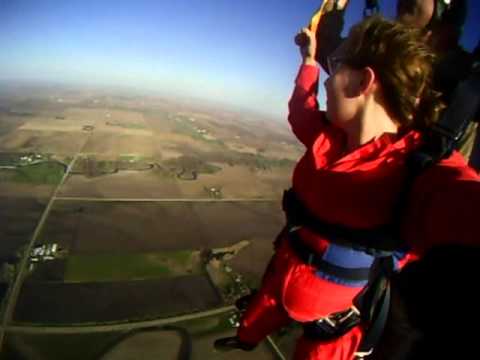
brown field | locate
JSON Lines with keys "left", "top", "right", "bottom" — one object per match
{"left": 0, "top": 129, "right": 89, "bottom": 155}
{"left": 18, "top": 118, "right": 91, "bottom": 133}
{"left": 36, "top": 202, "right": 283, "bottom": 256}
{"left": 0, "top": 182, "right": 54, "bottom": 198}
{"left": 176, "top": 164, "right": 291, "bottom": 199}
{"left": 81, "top": 132, "right": 157, "bottom": 156}
{"left": 0, "top": 184, "right": 54, "bottom": 259}
{"left": 59, "top": 164, "right": 291, "bottom": 199}
{"left": 66, "top": 108, "right": 159, "bottom": 156}
{"left": 100, "top": 330, "right": 183, "bottom": 360}
{"left": 227, "top": 236, "right": 274, "bottom": 286}
{"left": 59, "top": 170, "right": 182, "bottom": 198}
{"left": 193, "top": 333, "right": 276, "bottom": 360}
{"left": 63, "top": 108, "right": 111, "bottom": 123}
{"left": 0, "top": 114, "right": 28, "bottom": 139}
{"left": 14, "top": 275, "right": 221, "bottom": 324}
{"left": 3, "top": 331, "right": 123, "bottom": 360}
{"left": 0, "top": 90, "right": 299, "bottom": 343}
{"left": 0, "top": 197, "right": 46, "bottom": 259}
{"left": 2, "top": 320, "right": 287, "bottom": 360}
{"left": 143, "top": 107, "right": 303, "bottom": 161}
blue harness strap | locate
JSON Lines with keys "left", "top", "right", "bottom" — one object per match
{"left": 288, "top": 230, "right": 374, "bottom": 287}
{"left": 317, "top": 242, "right": 375, "bottom": 287}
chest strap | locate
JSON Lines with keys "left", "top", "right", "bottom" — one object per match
{"left": 282, "top": 188, "right": 400, "bottom": 254}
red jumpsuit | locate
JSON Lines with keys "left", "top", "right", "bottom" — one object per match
{"left": 236, "top": 64, "right": 480, "bottom": 360}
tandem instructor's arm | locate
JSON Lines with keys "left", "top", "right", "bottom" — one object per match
{"left": 315, "top": 0, "right": 349, "bottom": 74}
{"left": 288, "top": 28, "right": 325, "bottom": 148}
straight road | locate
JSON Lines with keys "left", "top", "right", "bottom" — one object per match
{"left": 55, "top": 197, "right": 278, "bottom": 203}
{"left": 5, "top": 305, "right": 236, "bottom": 335}
{"left": 0, "top": 153, "right": 83, "bottom": 346}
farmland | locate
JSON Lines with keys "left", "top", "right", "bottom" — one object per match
{"left": 0, "top": 84, "right": 303, "bottom": 358}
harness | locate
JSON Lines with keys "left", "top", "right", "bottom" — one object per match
{"left": 282, "top": 190, "right": 400, "bottom": 359}
{"left": 283, "top": 62, "right": 480, "bottom": 358}
{"left": 363, "top": 0, "right": 380, "bottom": 18}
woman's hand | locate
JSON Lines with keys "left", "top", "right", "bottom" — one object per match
{"left": 294, "top": 28, "right": 317, "bottom": 66}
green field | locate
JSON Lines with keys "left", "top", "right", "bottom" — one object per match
{"left": 64, "top": 250, "right": 202, "bottom": 282}
{"left": 163, "top": 155, "right": 222, "bottom": 178}
{"left": 12, "top": 161, "right": 65, "bottom": 184}
{"left": 172, "top": 114, "right": 225, "bottom": 146}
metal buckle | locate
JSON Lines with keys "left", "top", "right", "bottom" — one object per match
{"left": 337, "top": 306, "right": 360, "bottom": 325}
{"left": 354, "top": 348, "right": 373, "bottom": 359}
{"left": 288, "top": 225, "right": 302, "bottom": 233}
{"left": 313, "top": 316, "right": 337, "bottom": 335}
{"left": 315, "top": 305, "right": 360, "bottom": 331}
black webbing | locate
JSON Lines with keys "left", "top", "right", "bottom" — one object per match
{"left": 282, "top": 189, "right": 400, "bottom": 254}
{"left": 356, "top": 280, "right": 391, "bottom": 357}
{"left": 354, "top": 256, "right": 395, "bottom": 358}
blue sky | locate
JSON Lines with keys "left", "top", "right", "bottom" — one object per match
{"left": 0, "top": 0, "right": 479, "bottom": 118}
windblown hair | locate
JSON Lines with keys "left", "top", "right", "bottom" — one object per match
{"left": 344, "top": 16, "right": 443, "bottom": 131}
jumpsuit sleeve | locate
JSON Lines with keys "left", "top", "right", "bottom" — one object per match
{"left": 288, "top": 64, "right": 327, "bottom": 148}
{"left": 404, "top": 155, "right": 480, "bottom": 255}
{"left": 422, "top": 177, "right": 480, "bottom": 250}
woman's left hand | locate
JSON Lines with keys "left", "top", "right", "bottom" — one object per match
{"left": 294, "top": 28, "right": 317, "bottom": 66}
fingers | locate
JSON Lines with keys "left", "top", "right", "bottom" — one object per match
{"left": 294, "top": 26, "right": 317, "bottom": 63}
{"left": 294, "top": 32, "right": 307, "bottom": 46}
{"left": 300, "top": 27, "right": 313, "bottom": 39}
{"left": 294, "top": 27, "right": 314, "bottom": 46}
{"left": 303, "top": 27, "right": 313, "bottom": 36}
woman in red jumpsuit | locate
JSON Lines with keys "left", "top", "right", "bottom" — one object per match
{"left": 215, "top": 16, "right": 479, "bottom": 359}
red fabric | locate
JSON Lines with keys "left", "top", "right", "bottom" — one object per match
{"left": 237, "top": 238, "right": 363, "bottom": 345}
{"left": 293, "top": 326, "right": 364, "bottom": 360}
{"left": 403, "top": 151, "right": 480, "bottom": 256}
{"left": 237, "top": 64, "right": 480, "bottom": 360}
{"left": 289, "top": 65, "right": 424, "bottom": 254}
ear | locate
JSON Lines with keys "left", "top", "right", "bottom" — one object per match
{"left": 358, "top": 66, "right": 377, "bottom": 95}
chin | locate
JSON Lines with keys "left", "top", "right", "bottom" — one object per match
{"left": 325, "top": 110, "right": 341, "bottom": 127}
{"left": 325, "top": 112, "right": 337, "bottom": 126}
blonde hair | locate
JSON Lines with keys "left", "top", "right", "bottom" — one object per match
{"left": 344, "top": 16, "right": 443, "bottom": 131}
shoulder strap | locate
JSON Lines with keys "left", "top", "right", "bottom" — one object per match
{"left": 353, "top": 256, "right": 394, "bottom": 358}
{"left": 423, "top": 61, "right": 480, "bottom": 163}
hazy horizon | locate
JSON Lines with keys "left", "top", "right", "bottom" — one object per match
{"left": 1, "top": 0, "right": 479, "bottom": 118}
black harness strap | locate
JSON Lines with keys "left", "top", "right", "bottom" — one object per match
{"left": 282, "top": 189, "right": 399, "bottom": 254}
{"left": 355, "top": 282, "right": 391, "bottom": 359}
{"left": 354, "top": 257, "right": 394, "bottom": 358}
{"left": 424, "top": 68, "right": 480, "bottom": 162}
{"left": 363, "top": 0, "right": 380, "bottom": 18}
{"left": 303, "top": 306, "right": 361, "bottom": 342}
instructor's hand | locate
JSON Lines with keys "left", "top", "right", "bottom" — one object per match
{"left": 295, "top": 28, "right": 317, "bottom": 66}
